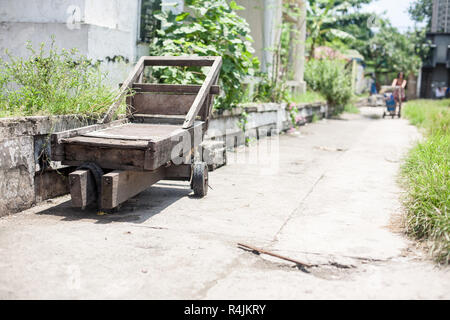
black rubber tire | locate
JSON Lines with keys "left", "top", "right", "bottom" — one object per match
{"left": 192, "top": 162, "right": 208, "bottom": 197}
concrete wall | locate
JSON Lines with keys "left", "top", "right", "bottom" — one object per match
{"left": 0, "top": 115, "right": 96, "bottom": 216}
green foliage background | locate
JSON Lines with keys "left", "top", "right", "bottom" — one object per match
{"left": 147, "top": 0, "right": 259, "bottom": 110}
{"left": 304, "top": 59, "right": 353, "bottom": 113}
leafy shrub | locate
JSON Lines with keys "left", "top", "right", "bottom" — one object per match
{"left": 0, "top": 39, "right": 120, "bottom": 118}
{"left": 252, "top": 71, "right": 290, "bottom": 104}
{"left": 304, "top": 58, "right": 352, "bottom": 115}
{"left": 147, "top": 0, "right": 259, "bottom": 110}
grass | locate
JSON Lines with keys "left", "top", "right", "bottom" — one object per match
{"left": 0, "top": 39, "right": 123, "bottom": 119}
{"left": 288, "top": 91, "right": 326, "bottom": 104}
{"left": 343, "top": 104, "right": 360, "bottom": 114}
{"left": 401, "top": 99, "right": 450, "bottom": 264}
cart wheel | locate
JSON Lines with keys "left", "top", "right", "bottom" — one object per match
{"left": 192, "top": 162, "right": 208, "bottom": 197}
{"left": 382, "top": 112, "right": 386, "bottom": 119}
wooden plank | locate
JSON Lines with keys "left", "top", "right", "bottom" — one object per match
{"left": 131, "top": 84, "right": 220, "bottom": 94}
{"left": 62, "top": 160, "right": 142, "bottom": 172}
{"left": 145, "top": 121, "right": 204, "bottom": 170}
{"left": 132, "top": 114, "right": 186, "bottom": 125}
{"left": 202, "top": 72, "right": 220, "bottom": 128}
{"left": 143, "top": 56, "right": 216, "bottom": 67}
{"left": 165, "top": 164, "right": 191, "bottom": 181}
{"left": 132, "top": 93, "right": 195, "bottom": 115}
{"left": 82, "top": 123, "right": 183, "bottom": 142}
{"left": 183, "top": 57, "right": 222, "bottom": 129}
{"left": 51, "top": 119, "right": 129, "bottom": 161}
{"left": 62, "top": 136, "right": 151, "bottom": 149}
{"left": 101, "top": 167, "right": 166, "bottom": 209}
{"left": 69, "top": 170, "right": 96, "bottom": 209}
{"left": 51, "top": 119, "right": 129, "bottom": 141}
{"left": 63, "top": 144, "right": 146, "bottom": 170}
{"left": 100, "top": 56, "right": 146, "bottom": 124}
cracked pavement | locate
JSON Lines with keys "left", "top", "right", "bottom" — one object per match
{"left": 0, "top": 107, "right": 449, "bottom": 299}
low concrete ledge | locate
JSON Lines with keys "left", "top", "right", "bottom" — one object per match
{"left": 0, "top": 115, "right": 97, "bottom": 217}
{"left": 0, "top": 115, "right": 95, "bottom": 138}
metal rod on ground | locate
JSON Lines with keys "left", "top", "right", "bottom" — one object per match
{"left": 237, "top": 243, "right": 313, "bottom": 268}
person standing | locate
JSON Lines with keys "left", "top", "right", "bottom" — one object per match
{"left": 391, "top": 72, "right": 407, "bottom": 117}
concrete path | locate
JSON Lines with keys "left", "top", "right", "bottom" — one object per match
{"left": 0, "top": 107, "right": 449, "bottom": 299}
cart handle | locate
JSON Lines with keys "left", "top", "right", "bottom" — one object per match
{"left": 100, "top": 56, "right": 222, "bottom": 125}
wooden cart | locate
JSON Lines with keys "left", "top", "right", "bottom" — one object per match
{"left": 51, "top": 56, "right": 222, "bottom": 210}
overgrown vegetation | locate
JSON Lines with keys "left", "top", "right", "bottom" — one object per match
{"left": 304, "top": 58, "right": 353, "bottom": 115}
{"left": 401, "top": 99, "right": 450, "bottom": 264}
{"left": 147, "top": 0, "right": 259, "bottom": 110}
{"left": 343, "top": 103, "right": 360, "bottom": 114}
{"left": 289, "top": 91, "right": 326, "bottom": 104}
{"left": 0, "top": 39, "right": 120, "bottom": 118}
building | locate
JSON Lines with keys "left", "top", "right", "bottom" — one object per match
{"left": 0, "top": 0, "right": 307, "bottom": 93}
{"left": 432, "top": 0, "right": 450, "bottom": 33}
{"left": 420, "top": 0, "right": 450, "bottom": 98}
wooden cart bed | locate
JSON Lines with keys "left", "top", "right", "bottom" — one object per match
{"left": 58, "top": 120, "right": 204, "bottom": 171}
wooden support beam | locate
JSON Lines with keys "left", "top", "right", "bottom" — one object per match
{"left": 131, "top": 84, "right": 220, "bottom": 94}
{"left": 51, "top": 119, "right": 128, "bottom": 161}
{"left": 165, "top": 164, "right": 191, "bottom": 181}
{"left": 69, "top": 170, "right": 97, "bottom": 209}
{"left": 183, "top": 57, "right": 222, "bottom": 129}
{"left": 132, "top": 114, "right": 186, "bottom": 125}
{"left": 100, "top": 56, "right": 146, "bottom": 124}
{"left": 143, "top": 56, "right": 216, "bottom": 67}
{"left": 101, "top": 167, "right": 166, "bottom": 209}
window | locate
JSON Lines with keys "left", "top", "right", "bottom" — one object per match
{"left": 139, "top": 0, "right": 162, "bottom": 43}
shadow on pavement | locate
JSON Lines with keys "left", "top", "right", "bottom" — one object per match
{"left": 35, "top": 183, "right": 193, "bottom": 224}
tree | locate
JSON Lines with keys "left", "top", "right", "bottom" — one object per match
{"left": 363, "top": 20, "right": 423, "bottom": 79}
{"left": 306, "top": 0, "right": 355, "bottom": 58}
{"left": 408, "top": 0, "right": 433, "bottom": 28}
{"left": 147, "top": 0, "right": 259, "bottom": 109}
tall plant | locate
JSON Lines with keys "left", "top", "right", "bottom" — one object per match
{"left": 147, "top": 0, "right": 259, "bottom": 110}
{"left": 307, "top": 0, "right": 355, "bottom": 58}
{"left": 304, "top": 58, "right": 352, "bottom": 114}
{"left": 0, "top": 39, "right": 119, "bottom": 118}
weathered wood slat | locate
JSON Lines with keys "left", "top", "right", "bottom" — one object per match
{"left": 100, "top": 56, "right": 146, "bottom": 124}
{"left": 183, "top": 57, "right": 222, "bottom": 129}
{"left": 51, "top": 119, "right": 129, "bottom": 161}
{"left": 63, "top": 144, "right": 146, "bottom": 170}
{"left": 132, "top": 93, "right": 195, "bottom": 115}
{"left": 69, "top": 170, "right": 96, "bottom": 209}
{"left": 62, "top": 160, "right": 143, "bottom": 172}
{"left": 165, "top": 164, "right": 191, "bottom": 181}
{"left": 82, "top": 123, "right": 184, "bottom": 142}
{"left": 131, "top": 84, "right": 220, "bottom": 94}
{"left": 145, "top": 121, "right": 204, "bottom": 170}
{"left": 62, "top": 136, "right": 151, "bottom": 149}
{"left": 101, "top": 167, "right": 166, "bottom": 209}
{"left": 143, "top": 56, "right": 216, "bottom": 67}
{"left": 132, "top": 114, "right": 186, "bottom": 125}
